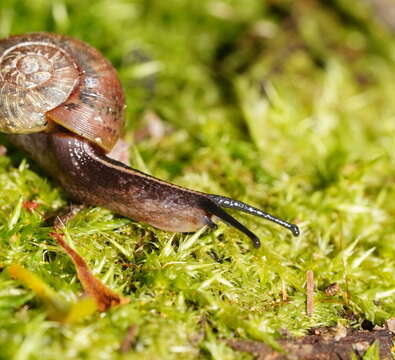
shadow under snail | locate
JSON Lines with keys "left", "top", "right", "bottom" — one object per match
{"left": 0, "top": 32, "right": 299, "bottom": 248}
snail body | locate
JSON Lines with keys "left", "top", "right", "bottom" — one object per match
{"left": 0, "top": 33, "right": 299, "bottom": 247}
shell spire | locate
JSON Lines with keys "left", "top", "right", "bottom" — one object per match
{"left": 0, "top": 37, "right": 79, "bottom": 134}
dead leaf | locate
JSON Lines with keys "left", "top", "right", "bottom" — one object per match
{"left": 50, "top": 231, "right": 129, "bottom": 311}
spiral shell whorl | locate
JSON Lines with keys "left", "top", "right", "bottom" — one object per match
{"left": 0, "top": 40, "right": 79, "bottom": 134}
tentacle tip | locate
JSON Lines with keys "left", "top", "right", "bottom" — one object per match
{"left": 207, "top": 221, "right": 218, "bottom": 231}
{"left": 290, "top": 224, "right": 300, "bottom": 237}
{"left": 250, "top": 234, "right": 261, "bottom": 249}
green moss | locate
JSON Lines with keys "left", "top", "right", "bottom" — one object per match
{"left": 0, "top": 0, "right": 395, "bottom": 358}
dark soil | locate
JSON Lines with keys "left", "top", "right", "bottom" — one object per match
{"left": 228, "top": 327, "right": 394, "bottom": 359}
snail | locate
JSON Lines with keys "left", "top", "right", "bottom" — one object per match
{"left": 0, "top": 32, "right": 299, "bottom": 248}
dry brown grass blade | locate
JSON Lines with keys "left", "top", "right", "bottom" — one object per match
{"left": 50, "top": 231, "right": 129, "bottom": 311}
{"left": 8, "top": 263, "right": 70, "bottom": 320}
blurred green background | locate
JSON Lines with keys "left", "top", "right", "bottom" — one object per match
{"left": 1, "top": 0, "right": 395, "bottom": 359}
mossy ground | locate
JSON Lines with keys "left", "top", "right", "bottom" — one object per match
{"left": 1, "top": 1, "right": 395, "bottom": 359}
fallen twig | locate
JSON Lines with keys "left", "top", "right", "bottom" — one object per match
{"left": 306, "top": 270, "right": 314, "bottom": 317}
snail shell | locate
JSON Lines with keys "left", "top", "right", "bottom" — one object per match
{"left": 0, "top": 33, "right": 124, "bottom": 151}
